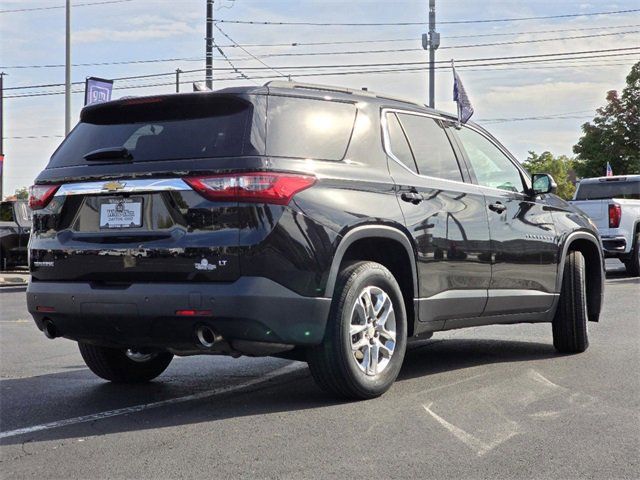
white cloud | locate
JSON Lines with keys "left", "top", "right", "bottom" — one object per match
{"left": 75, "top": 21, "right": 196, "bottom": 43}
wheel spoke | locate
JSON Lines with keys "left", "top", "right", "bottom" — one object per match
{"left": 361, "top": 344, "right": 371, "bottom": 371}
{"left": 353, "top": 298, "right": 367, "bottom": 322}
{"left": 368, "top": 342, "right": 380, "bottom": 375}
{"left": 378, "top": 326, "right": 396, "bottom": 343}
{"left": 350, "top": 323, "right": 368, "bottom": 336}
{"left": 377, "top": 338, "right": 394, "bottom": 358}
{"left": 361, "top": 290, "right": 376, "bottom": 320}
{"left": 376, "top": 300, "right": 394, "bottom": 328}
{"left": 351, "top": 337, "right": 368, "bottom": 351}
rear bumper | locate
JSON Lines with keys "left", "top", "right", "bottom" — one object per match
{"left": 601, "top": 236, "right": 627, "bottom": 257}
{"left": 26, "top": 278, "right": 331, "bottom": 349}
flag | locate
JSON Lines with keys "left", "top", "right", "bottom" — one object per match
{"left": 84, "top": 77, "right": 113, "bottom": 106}
{"left": 606, "top": 162, "right": 613, "bottom": 177}
{"left": 452, "top": 60, "right": 474, "bottom": 124}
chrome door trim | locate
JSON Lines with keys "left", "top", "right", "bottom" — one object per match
{"left": 56, "top": 178, "right": 191, "bottom": 196}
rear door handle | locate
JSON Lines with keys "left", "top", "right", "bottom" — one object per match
{"left": 401, "top": 191, "right": 423, "bottom": 204}
{"left": 488, "top": 201, "right": 507, "bottom": 213}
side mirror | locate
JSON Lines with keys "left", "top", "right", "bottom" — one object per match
{"left": 531, "top": 173, "right": 557, "bottom": 195}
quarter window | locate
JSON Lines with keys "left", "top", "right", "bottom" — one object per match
{"left": 396, "top": 113, "right": 463, "bottom": 182}
{"left": 266, "top": 96, "right": 357, "bottom": 161}
{"left": 385, "top": 113, "right": 418, "bottom": 173}
{"left": 456, "top": 127, "right": 525, "bottom": 193}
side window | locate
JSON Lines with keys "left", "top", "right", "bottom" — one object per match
{"left": 397, "top": 113, "right": 463, "bottom": 182}
{"left": 456, "top": 127, "right": 526, "bottom": 193}
{"left": 385, "top": 112, "right": 418, "bottom": 173}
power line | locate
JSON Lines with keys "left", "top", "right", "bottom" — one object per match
{"left": 229, "top": 31, "right": 640, "bottom": 59}
{"left": 215, "top": 8, "right": 640, "bottom": 26}
{"left": 0, "top": 0, "right": 134, "bottom": 14}
{"left": 445, "top": 23, "right": 640, "bottom": 39}
{"left": 439, "top": 30, "right": 640, "bottom": 50}
{"left": 3, "top": 26, "right": 639, "bottom": 71}
{"left": 7, "top": 53, "right": 638, "bottom": 99}
{"left": 6, "top": 45, "right": 639, "bottom": 92}
{"left": 4, "top": 47, "right": 639, "bottom": 97}
{"left": 214, "top": 24, "right": 290, "bottom": 79}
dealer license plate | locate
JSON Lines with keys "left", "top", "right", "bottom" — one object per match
{"left": 99, "top": 198, "right": 143, "bottom": 229}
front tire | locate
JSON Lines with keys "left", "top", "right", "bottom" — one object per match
{"left": 552, "top": 250, "right": 589, "bottom": 353}
{"left": 78, "top": 343, "right": 173, "bottom": 383}
{"left": 307, "top": 261, "right": 407, "bottom": 400}
{"left": 623, "top": 234, "right": 639, "bottom": 277}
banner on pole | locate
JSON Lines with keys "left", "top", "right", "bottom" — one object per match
{"left": 84, "top": 77, "right": 113, "bottom": 106}
{"left": 452, "top": 60, "right": 474, "bottom": 125}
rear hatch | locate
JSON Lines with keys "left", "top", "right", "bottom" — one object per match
{"left": 30, "top": 93, "right": 264, "bottom": 284}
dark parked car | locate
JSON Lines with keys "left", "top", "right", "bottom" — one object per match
{"left": 0, "top": 200, "right": 31, "bottom": 270}
{"left": 26, "top": 82, "right": 604, "bottom": 399}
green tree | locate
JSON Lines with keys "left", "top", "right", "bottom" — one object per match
{"left": 522, "top": 151, "right": 576, "bottom": 200}
{"left": 14, "top": 187, "right": 28, "bottom": 200}
{"left": 573, "top": 61, "right": 640, "bottom": 178}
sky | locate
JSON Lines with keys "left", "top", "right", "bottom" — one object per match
{"left": 1, "top": 0, "right": 639, "bottom": 196}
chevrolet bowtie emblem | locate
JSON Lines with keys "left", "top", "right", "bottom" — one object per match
{"left": 102, "top": 181, "right": 126, "bottom": 192}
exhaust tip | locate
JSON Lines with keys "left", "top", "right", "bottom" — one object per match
{"left": 196, "top": 325, "right": 220, "bottom": 348}
{"left": 43, "top": 320, "right": 58, "bottom": 339}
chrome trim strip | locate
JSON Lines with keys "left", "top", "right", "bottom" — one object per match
{"left": 56, "top": 178, "right": 191, "bottom": 196}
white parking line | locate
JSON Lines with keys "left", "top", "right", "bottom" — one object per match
{"left": 0, "top": 362, "right": 304, "bottom": 440}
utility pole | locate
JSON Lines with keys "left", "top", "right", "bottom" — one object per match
{"left": 175, "top": 69, "right": 182, "bottom": 93}
{"left": 65, "top": 0, "right": 71, "bottom": 135}
{"left": 205, "top": 0, "right": 214, "bottom": 89}
{"left": 422, "top": 0, "right": 440, "bottom": 108}
{"left": 0, "top": 72, "right": 4, "bottom": 201}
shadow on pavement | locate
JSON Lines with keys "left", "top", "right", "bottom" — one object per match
{"left": 0, "top": 338, "right": 558, "bottom": 446}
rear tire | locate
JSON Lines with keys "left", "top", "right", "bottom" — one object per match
{"left": 623, "top": 234, "right": 639, "bottom": 277}
{"left": 307, "top": 261, "right": 407, "bottom": 400}
{"left": 552, "top": 250, "right": 589, "bottom": 353}
{"left": 78, "top": 343, "right": 173, "bottom": 383}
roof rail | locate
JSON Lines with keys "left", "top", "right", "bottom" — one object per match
{"left": 263, "top": 80, "right": 423, "bottom": 108}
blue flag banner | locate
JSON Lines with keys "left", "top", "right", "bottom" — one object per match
{"left": 85, "top": 77, "right": 113, "bottom": 106}
{"left": 452, "top": 61, "right": 474, "bottom": 124}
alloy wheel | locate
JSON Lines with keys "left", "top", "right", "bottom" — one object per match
{"left": 350, "top": 286, "right": 397, "bottom": 376}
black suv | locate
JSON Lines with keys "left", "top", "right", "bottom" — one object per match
{"left": 27, "top": 82, "right": 604, "bottom": 399}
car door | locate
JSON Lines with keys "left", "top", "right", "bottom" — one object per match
{"left": 452, "top": 125, "right": 558, "bottom": 316}
{"left": 383, "top": 110, "right": 492, "bottom": 329}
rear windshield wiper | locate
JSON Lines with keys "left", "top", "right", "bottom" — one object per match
{"left": 84, "top": 146, "right": 133, "bottom": 162}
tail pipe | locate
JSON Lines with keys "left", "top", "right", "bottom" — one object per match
{"left": 43, "top": 320, "right": 59, "bottom": 339}
{"left": 195, "top": 325, "right": 222, "bottom": 349}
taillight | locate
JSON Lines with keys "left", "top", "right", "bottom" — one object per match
{"left": 28, "top": 184, "right": 60, "bottom": 210}
{"left": 608, "top": 203, "right": 622, "bottom": 228}
{"left": 183, "top": 172, "right": 316, "bottom": 205}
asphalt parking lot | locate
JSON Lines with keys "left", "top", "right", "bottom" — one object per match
{"left": 1, "top": 260, "right": 638, "bottom": 479}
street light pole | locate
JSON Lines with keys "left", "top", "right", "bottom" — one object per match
{"left": 0, "top": 72, "right": 4, "bottom": 200}
{"left": 205, "top": 0, "right": 214, "bottom": 89}
{"left": 65, "top": 0, "right": 71, "bottom": 135}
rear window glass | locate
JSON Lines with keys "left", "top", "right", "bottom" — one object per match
{"left": 575, "top": 180, "right": 640, "bottom": 200}
{"left": 48, "top": 96, "right": 256, "bottom": 167}
{"left": 266, "top": 96, "right": 356, "bottom": 161}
